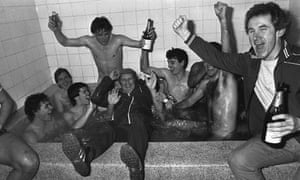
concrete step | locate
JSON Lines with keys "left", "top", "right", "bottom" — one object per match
{"left": 0, "top": 141, "right": 298, "bottom": 180}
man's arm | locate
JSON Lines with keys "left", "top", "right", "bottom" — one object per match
{"left": 0, "top": 86, "right": 17, "bottom": 129}
{"left": 118, "top": 35, "right": 144, "bottom": 48}
{"left": 173, "top": 16, "right": 245, "bottom": 76}
{"left": 188, "top": 62, "right": 206, "bottom": 88}
{"left": 48, "top": 13, "right": 88, "bottom": 47}
{"left": 174, "top": 78, "right": 209, "bottom": 109}
{"left": 140, "top": 50, "right": 167, "bottom": 78}
{"left": 64, "top": 102, "right": 94, "bottom": 129}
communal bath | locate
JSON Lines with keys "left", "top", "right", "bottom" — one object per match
{"left": 1, "top": 83, "right": 296, "bottom": 180}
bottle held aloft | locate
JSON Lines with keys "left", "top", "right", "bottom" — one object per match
{"left": 51, "top": 11, "right": 58, "bottom": 27}
{"left": 261, "top": 83, "right": 289, "bottom": 148}
{"left": 142, "top": 19, "right": 154, "bottom": 51}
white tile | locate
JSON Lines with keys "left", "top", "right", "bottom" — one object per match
{"left": 162, "top": 0, "right": 175, "bottom": 8}
{"left": 74, "top": 16, "right": 88, "bottom": 29}
{"left": 59, "top": 3, "right": 73, "bottom": 16}
{"left": 47, "top": 55, "right": 58, "bottom": 67}
{"left": 124, "top": 11, "right": 137, "bottom": 25}
{"left": 72, "top": 2, "right": 86, "bottom": 16}
{"left": 136, "top": 0, "right": 149, "bottom": 10}
{"left": 84, "top": 1, "right": 98, "bottom": 15}
{"left": 62, "top": 17, "right": 75, "bottom": 30}
{"left": 96, "top": 1, "right": 110, "bottom": 14}
{"left": 163, "top": 8, "right": 175, "bottom": 22}
{"left": 125, "top": 25, "right": 138, "bottom": 39}
{"left": 36, "top": 5, "right": 49, "bottom": 18}
{"left": 136, "top": 10, "right": 149, "bottom": 25}
{"left": 70, "top": 66, "right": 83, "bottom": 77}
{"left": 110, "top": 12, "right": 124, "bottom": 26}
{"left": 109, "top": 0, "right": 123, "bottom": 13}
{"left": 68, "top": 54, "right": 81, "bottom": 66}
{"left": 202, "top": 19, "right": 217, "bottom": 34}
{"left": 149, "top": 9, "right": 163, "bottom": 23}
{"left": 55, "top": 44, "right": 68, "bottom": 55}
{"left": 57, "top": 55, "right": 69, "bottom": 66}
{"left": 82, "top": 66, "right": 94, "bottom": 76}
{"left": 122, "top": 0, "right": 136, "bottom": 11}
{"left": 80, "top": 53, "right": 94, "bottom": 65}
{"left": 150, "top": 0, "right": 162, "bottom": 9}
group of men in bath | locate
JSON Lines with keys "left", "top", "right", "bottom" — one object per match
{"left": 1, "top": 1, "right": 300, "bottom": 180}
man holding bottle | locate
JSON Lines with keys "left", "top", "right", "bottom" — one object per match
{"left": 48, "top": 14, "right": 155, "bottom": 82}
{"left": 173, "top": 1, "right": 300, "bottom": 179}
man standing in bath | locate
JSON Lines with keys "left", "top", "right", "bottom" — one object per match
{"left": 173, "top": 1, "right": 300, "bottom": 179}
{"left": 0, "top": 84, "right": 39, "bottom": 180}
{"left": 48, "top": 14, "right": 155, "bottom": 82}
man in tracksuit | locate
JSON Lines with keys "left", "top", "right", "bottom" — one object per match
{"left": 91, "top": 68, "right": 153, "bottom": 180}
{"left": 173, "top": 2, "right": 300, "bottom": 179}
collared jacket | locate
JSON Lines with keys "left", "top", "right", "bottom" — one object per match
{"left": 186, "top": 34, "right": 300, "bottom": 139}
{"left": 91, "top": 76, "right": 153, "bottom": 126}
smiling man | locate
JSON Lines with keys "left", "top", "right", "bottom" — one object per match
{"left": 140, "top": 48, "right": 190, "bottom": 102}
{"left": 49, "top": 15, "right": 151, "bottom": 82}
{"left": 173, "top": 1, "right": 300, "bottom": 179}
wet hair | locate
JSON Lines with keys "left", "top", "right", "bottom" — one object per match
{"left": 119, "top": 68, "right": 138, "bottom": 82}
{"left": 245, "top": 2, "right": 290, "bottom": 34}
{"left": 54, "top": 68, "right": 72, "bottom": 83}
{"left": 24, "top": 93, "right": 49, "bottom": 122}
{"left": 166, "top": 48, "right": 189, "bottom": 69}
{"left": 209, "top": 42, "right": 222, "bottom": 51}
{"left": 90, "top": 16, "right": 113, "bottom": 34}
{"left": 67, "top": 82, "right": 89, "bottom": 106}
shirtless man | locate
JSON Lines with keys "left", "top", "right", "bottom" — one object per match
{"left": 61, "top": 82, "right": 114, "bottom": 177}
{"left": 0, "top": 84, "right": 39, "bottom": 180}
{"left": 52, "top": 68, "right": 73, "bottom": 113}
{"left": 23, "top": 93, "right": 70, "bottom": 144}
{"left": 140, "top": 48, "right": 190, "bottom": 102}
{"left": 48, "top": 14, "right": 154, "bottom": 82}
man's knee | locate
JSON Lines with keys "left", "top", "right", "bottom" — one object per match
{"left": 228, "top": 150, "right": 249, "bottom": 170}
{"left": 18, "top": 150, "right": 40, "bottom": 173}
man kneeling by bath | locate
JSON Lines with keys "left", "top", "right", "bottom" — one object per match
{"left": 62, "top": 68, "right": 153, "bottom": 179}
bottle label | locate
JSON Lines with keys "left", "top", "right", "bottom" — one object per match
{"left": 142, "top": 39, "right": 153, "bottom": 50}
{"left": 264, "top": 128, "right": 282, "bottom": 144}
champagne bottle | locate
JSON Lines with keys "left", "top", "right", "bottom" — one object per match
{"left": 261, "top": 83, "right": 288, "bottom": 148}
{"left": 52, "top": 11, "right": 58, "bottom": 27}
{"left": 142, "top": 19, "right": 154, "bottom": 51}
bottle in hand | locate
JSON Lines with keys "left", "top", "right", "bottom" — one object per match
{"left": 261, "top": 83, "right": 289, "bottom": 148}
{"left": 51, "top": 11, "right": 58, "bottom": 27}
{"left": 142, "top": 19, "right": 154, "bottom": 51}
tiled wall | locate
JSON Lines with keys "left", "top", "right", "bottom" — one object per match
{"left": 36, "top": 0, "right": 290, "bottom": 84}
{"left": 0, "top": 0, "right": 52, "bottom": 108}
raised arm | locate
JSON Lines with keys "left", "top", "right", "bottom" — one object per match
{"left": 0, "top": 85, "right": 17, "bottom": 129}
{"left": 214, "top": 1, "right": 236, "bottom": 53}
{"left": 173, "top": 15, "right": 246, "bottom": 76}
{"left": 140, "top": 50, "right": 168, "bottom": 78}
{"left": 48, "top": 12, "right": 88, "bottom": 47}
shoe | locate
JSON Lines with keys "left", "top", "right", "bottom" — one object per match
{"left": 62, "top": 133, "right": 91, "bottom": 177}
{"left": 120, "top": 144, "right": 144, "bottom": 180}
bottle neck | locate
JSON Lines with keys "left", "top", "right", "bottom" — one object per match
{"left": 273, "top": 91, "right": 283, "bottom": 107}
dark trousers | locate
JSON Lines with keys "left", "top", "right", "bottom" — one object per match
{"left": 73, "top": 113, "right": 152, "bottom": 163}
